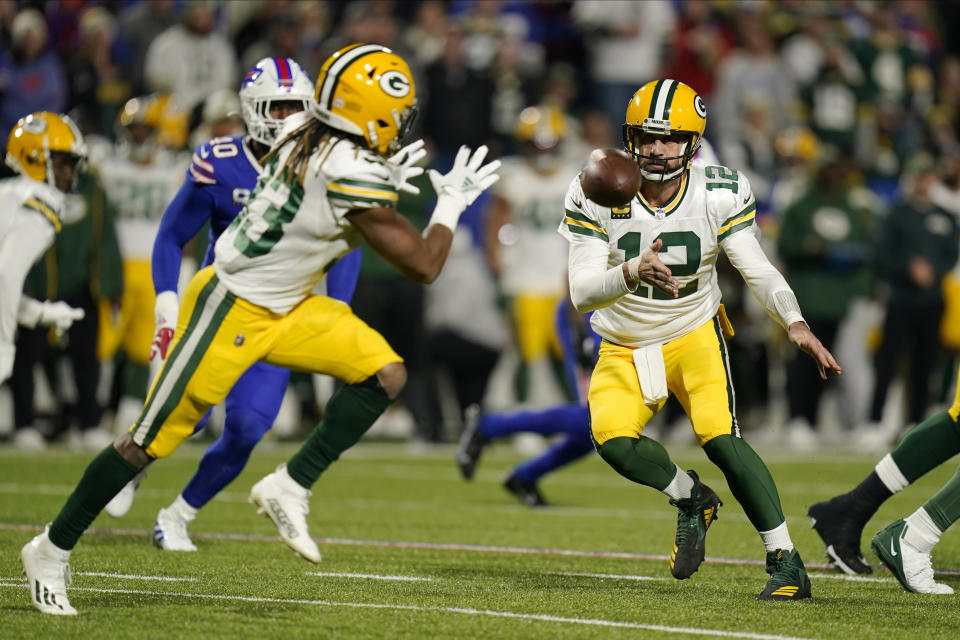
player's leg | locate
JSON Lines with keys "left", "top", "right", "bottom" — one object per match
{"left": 23, "top": 267, "right": 258, "bottom": 614}
{"left": 871, "top": 462, "right": 960, "bottom": 595}
{"left": 589, "top": 341, "right": 720, "bottom": 580}
{"left": 250, "top": 295, "right": 403, "bottom": 562}
{"left": 810, "top": 365, "right": 960, "bottom": 574}
{"left": 456, "top": 403, "right": 590, "bottom": 482}
{"left": 673, "top": 316, "right": 809, "bottom": 600}
{"left": 504, "top": 406, "right": 593, "bottom": 507}
{"left": 155, "top": 362, "right": 291, "bottom": 551}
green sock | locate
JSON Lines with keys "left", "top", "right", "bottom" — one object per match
{"left": 286, "top": 382, "right": 392, "bottom": 489}
{"left": 48, "top": 446, "right": 141, "bottom": 550}
{"left": 922, "top": 464, "right": 960, "bottom": 532}
{"left": 703, "top": 434, "right": 784, "bottom": 531}
{"left": 891, "top": 411, "right": 960, "bottom": 482}
{"left": 513, "top": 361, "right": 529, "bottom": 403}
{"left": 596, "top": 436, "right": 676, "bottom": 490}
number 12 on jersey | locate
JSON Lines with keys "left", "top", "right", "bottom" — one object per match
{"left": 618, "top": 231, "right": 701, "bottom": 299}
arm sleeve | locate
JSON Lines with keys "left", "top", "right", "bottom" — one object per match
{"left": 326, "top": 248, "right": 361, "bottom": 304}
{"left": 152, "top": 180, "right": 216, "bottom": 295}
{"left": 567, "top": 237, "right": 633, "bottom": 312}
{"left": 722, "top": 230, "right": 805, "bottom": 330}
{"left": 0, "top": 214, "right": 55, "bottom": 350}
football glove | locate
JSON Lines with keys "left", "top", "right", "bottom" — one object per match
{"left": 150, "top": 290, "right": 179, "bottom": 362}
{"left": 386, "top": 138, "right": 427, "bottom": 195}
{"left": 427, "top": 145, "right": 501, "bottom": 230}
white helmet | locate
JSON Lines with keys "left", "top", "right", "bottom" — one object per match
{"left": 239, "top": 57, "right": 313, "bottom": 146}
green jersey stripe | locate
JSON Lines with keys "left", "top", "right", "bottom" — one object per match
{"left": 717, "top": 218, "right": 755, "bottom": 241}
{"left": 567, "top": 223, "right": 608, "bottom": 241}
{"left": 328, "top": 191, "right": 397, "bottom": 207}
{"left": 133, "top": 274, "right": 220, "bottom": 439}
{"left": 333, "top": 178, "right": 398, "bottom": 194}
{"left": 143, "top": 290, "right": 236, "bottom": 446}
{"left": 564, "top": 208, "right": 603, "bottom": 227}
{"left": 720, "top": 202, "right": 757, "bottom": 227}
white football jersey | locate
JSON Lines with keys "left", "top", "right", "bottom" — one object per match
{"left": 559, "top": 160, "right": 759, "bottom": 347}
{"left": 495, "top": 157, "right": 575, "bottom": 296}
{"left": 215, "top": 132, "right": 398, "bottom": 314}
{"left": 95, "top": 148, "right": 186, "bottom": 260}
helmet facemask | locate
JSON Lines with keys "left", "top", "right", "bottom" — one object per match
{"left": 623, "top": 125, "right": 700, "bottom": 183}
{"left": 240, "top": 57, "right": 315, "bottom": 147}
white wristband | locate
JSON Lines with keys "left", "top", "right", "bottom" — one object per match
{"left": 426, "top": 193, "right": 465, "bottom": 233}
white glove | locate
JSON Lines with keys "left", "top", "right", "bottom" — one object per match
{"left": 150, "top": 290, "right": 179, "bottom": 362}
{"left": 386, "top": 139, "right": 427, "bottom": 195}
{"left": 426, "top": 145, "right": 501, "bottom": 230}
{"left": 37, "top": 301, "right": 85, "bottom": 335}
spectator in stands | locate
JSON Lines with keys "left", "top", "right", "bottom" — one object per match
{"left": 0, "top": 9, "right": 67, "bottom": 147}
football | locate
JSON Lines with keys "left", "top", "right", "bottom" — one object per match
{"left": 579, "top": 148, "right": 642, "bottom": 208}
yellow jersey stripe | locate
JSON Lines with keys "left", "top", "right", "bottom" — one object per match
{"left": 327, "top": 182, "right": 399, "bottom": 203}
{"left": 23, "top": 198, "right": 62, "bottom": 233}
{"left": 565, "top": 217, "right": 605, "bottom": 234}
{"left": 717, "top": 210, "right": 755, "bottom": 237}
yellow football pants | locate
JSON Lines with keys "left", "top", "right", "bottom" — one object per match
{"left": 98, "top": 259, "right": 155, "bottom": 364}
{"left": 589, "top": 315, "right": 738, "bottom": 447}
{"left": 512, "top": 293, "right": 562, "bottom": 361}
{"left": 130, "top": 266, "right": 402, "bottom": 458}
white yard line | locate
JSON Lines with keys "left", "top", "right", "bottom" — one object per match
{"left": 553, "top": 571, "right": 667, "bottom": 581}
{"left": 807, "top": 572, "right": 893, "bottom": 583}
{"left": 0, "top": 582, "right": 815, "bottom": 640}
{"left": 3, "top": 521, "right": 958, "bottom": 577}
{"left": 306, "top": 571, "right": 433, "bottom": 582}
{"left": 75, "top": 572, "right": 197, "bottom": 582}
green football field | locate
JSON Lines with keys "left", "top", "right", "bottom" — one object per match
{"left": 1, "top": 438, "right": 958, "bottom": 639}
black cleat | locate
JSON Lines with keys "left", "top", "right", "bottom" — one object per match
{"left": 455, "top": 405, "right": 488, "bottom": 480}
{"left": 503, "top": 474, "right": 548, "bottom": 507}
{"left": 757, "top": 548, "right": 812, "bottom": 601}
{"left": 669, "top": 470, "right": 722, "bottom": 579}
{"left": 808, "top": 497, "right": 873, "bottom": 575}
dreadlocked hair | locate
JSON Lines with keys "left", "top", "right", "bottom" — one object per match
{"left": 262, "top": 117, "right": 372, "bottom": 187}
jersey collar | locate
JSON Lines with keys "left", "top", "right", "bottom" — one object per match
{"left": 636, "top": 170, "right": 689, "bottom": 219}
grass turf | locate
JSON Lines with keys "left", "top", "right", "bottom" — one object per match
{"left": 1, "top": 438, "right": 959, "bottom": 639}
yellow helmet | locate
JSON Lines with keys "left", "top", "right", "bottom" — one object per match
{"left": 514, "top": 104, "right": 568, "bottom": 152}
{"left": 312, "top": 43, "right": 417, "bottom": 155}
{"left": 6, "top": 111, "right": 86, "bottom": 189}
{"left": 623, "top": 79, "right": 706, "bottom": 182}
{"left": 117, "top": 93, "right": 189, "bottom": 151}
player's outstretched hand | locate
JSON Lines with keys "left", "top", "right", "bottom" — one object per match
{"left": 387, "top": 139, "right": 427, "bottom": 195}
{"left": 624, "top": 239, "right": 679, "bottom": 298}
{"left": 38, "top": 301, "right": 85, "bottom": 337}
{"left": 788, "top": 321, "right": 842, "bottom": 380}
{"left": 429, "top": 145, "right": 501, "bottom": 210}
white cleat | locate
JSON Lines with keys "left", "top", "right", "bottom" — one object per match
{"left": 104, "top": 470, "right": 147, "bottom": 518}
{"left": 872, "top": 519, "right": 954, "bottom": 594}
{"left": 153, "top": 507, "right": 198, "bottom": 552}
{"left": 249, "top": 464, "right": 320, "bottom": 563}
{"left": 20, "top": 527, "right": 77, "bottom": 615}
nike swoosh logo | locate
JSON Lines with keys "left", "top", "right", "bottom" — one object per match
{"left": 890, "top": 537, "right": 898, "bottom": 557}
{"left": 199, "top": 146, "right": 210, "bottom": 159}
{"left": 572, "top": 198, "right": 583, "bottom": 209}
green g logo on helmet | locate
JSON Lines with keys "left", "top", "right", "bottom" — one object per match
{"left": 380, "top": 70, "right": 411, "bottom": 98}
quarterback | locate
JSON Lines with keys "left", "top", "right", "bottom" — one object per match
{"left": 20, "top": 44, "right": 500, "bottom": 615}
{"left": 559, "top": 79, "right": 840, "bottom": 600}
{"left": 102, "top": 58, "right": 362, "bottom": 553}
{"left": 0, "top": 112, "right": 86, "bottom": 386}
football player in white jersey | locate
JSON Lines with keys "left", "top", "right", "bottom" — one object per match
{"left": 559, "top": 79, "right": 840, "bottom": 600}
{"left": 0, "top": 113, "right": 86, "bottom": 389}
{"left": 92, "top": 95, "right": 188, "bottom": 436}
{"left": 487, "top": 104, "right": 579, "bottom": 406}
{"left": 21, "top": 43, "right": 500, "bottom": 615}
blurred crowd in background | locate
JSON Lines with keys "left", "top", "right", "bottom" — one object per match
{"left": 2, "top": 0, "right": 960, "bottom": 455}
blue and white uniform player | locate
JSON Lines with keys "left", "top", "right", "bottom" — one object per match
{"left": 105, "top": 57, "right": 362, "bottom": 552}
